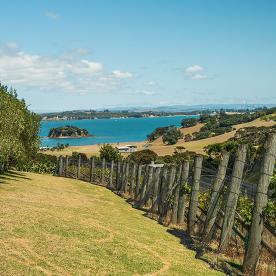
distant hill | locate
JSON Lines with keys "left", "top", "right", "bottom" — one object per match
{"left": 38, "top": 104, "right": 276, "bottom": 117}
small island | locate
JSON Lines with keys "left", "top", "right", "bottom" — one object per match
{"left": 48, "top": 125, "right": 90, "bottom": 138}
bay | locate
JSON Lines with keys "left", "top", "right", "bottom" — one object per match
{"left": 40, "top": 115, "right": 198, "bottom": 147}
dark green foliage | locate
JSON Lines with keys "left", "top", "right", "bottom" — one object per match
{"left": 157, "top": 152, "right": 191, "bottom": 164}
{"left": 264, "top": 200, "right": 276, "bottom": 227}
{"left": 99, "top": 144, "right": 122, "bottom": 161}
{"left": 16, "top": 153, "right": 57, "bottom": 174}
{"left": 162, "top": 127, "right": 183, "bottom": 145}
{"left": 72, "top": 152, "right": 88, "bottom": 162}
{"left": 0, "top": 83, "right": 40, "bottom": 168}
{"left": 50, "top": 143, "right": 69, "bottom": 151}
{"left": 147, "top": 126, "right": 172, "bottom": 142}
{"left": 48, "top": 125, "right": 89, "bottom": 138}
{"left": 181, "top": 118, "right": 198, "bottom": 128}
{"left": 128, "top": 149, "right": 157, "bottom": 164}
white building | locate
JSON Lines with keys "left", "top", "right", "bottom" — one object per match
{"left": 116, "top": 145, "right": 137, "bottom": 153}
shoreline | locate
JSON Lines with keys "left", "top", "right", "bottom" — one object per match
{"left": 41, "top": 114, "right": 199, "bottom": 122}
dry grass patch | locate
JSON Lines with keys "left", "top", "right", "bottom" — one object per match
{"left": 0, "top": 171, "right": 222, "bottom": 275}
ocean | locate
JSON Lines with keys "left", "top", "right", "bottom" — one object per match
{"left": 40, "top": 115, "right": 198, "bottom": 147}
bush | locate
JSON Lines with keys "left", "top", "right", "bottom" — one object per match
{"left": 72, "top": 152, "right": 88, "bottom": 162}
{"left": 162, "top": 127, "right": 183, "bottom": 145}
{"left": 16, "top": 153, "right": 57, "bottom": 174}
{"left": 128, "top": 149, "right": 157, "bottom": 164}
{"left": 99, "top": 144, "right": 122, "bottom": 161}
{"left": 181, "top": 118, "right": 198, "bottom": 128}
{"left": 147, "top": 126, "right": 172, "bottom": 142}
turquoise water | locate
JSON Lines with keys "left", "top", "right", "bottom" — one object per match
{"left": 40, "top": 115, "right": 197, "bottom": 147}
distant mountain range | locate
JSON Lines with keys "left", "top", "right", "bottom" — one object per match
{"left": 107, "top": 104, "right": 276, "bottom": 113}
{"left": 37, "top": 103, "right": 276, "bottom": 115}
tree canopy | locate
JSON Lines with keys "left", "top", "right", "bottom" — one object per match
{"left": 162, "top": 126, "right": 183, "bottom": 145}
{"left": 0, "top": 83, "right": 40, "bottom": 168}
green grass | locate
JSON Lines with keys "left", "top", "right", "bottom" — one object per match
{"left": 0, "top": 171, "right": 223, "bottom": 275}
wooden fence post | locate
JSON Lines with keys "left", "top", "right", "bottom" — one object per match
{"left": 172, "top": 164, "right": 183, "bottom": 224}
{"left": 119, "top": 161, "right": 126, "bottom": 192}
{"left": 129, "top": 163, "right": 137, "bottom": 198}
{"left": 90, "top": 157, "right": 95, "bottom": 183}
{"left": 108, "top": 160, "right": 114, "bottom": 189}
{"left": 159, "top": 165, "right": 176, "bottom": 224}
{"left": 65, "top": 156, "right": 69, "bottom": 177}
{"left": 101, "top": 158, "right": 106, "bottom": 184}
{"left": 243, "top": 134, "right": 276, "bottom": 274}
{"left": 116, "top": 160, "right": 121, "bottom": 190}
{"left": 219, "top": 144, "right": 247, "bottom": 251}
{"left": 90, "top": 157, "right": 95, "bottom": 182}
{"left": 158, "top": 166, "right": 168, "bottom": 218}
{"left": 188, "top": 155, "right": 203, "bottom": 235}
{"left": 177, "top": 160, "right": 190, "bottom": 224}
{"left": 202, "top": 151, "right": 230, "bottom": 239}
{"left": 138, "top": 166, "right": 149, "bottom": 202}
{"left": 123, "top": 162, "right": 130, "bottom": 193}
{"left": 151, "top": 167, "right": 162, "bottom": 213}
{"left": 138, "top": 166, "right": 154, "bottom": 208}
{"left": 58, "top": 156, "right": 63, "bottom": 176}
{"left": 76, "top": 155, "right": 81, "bottom": 179}
{"left": 135, "top": 164, "right": 142, "bottom": 200}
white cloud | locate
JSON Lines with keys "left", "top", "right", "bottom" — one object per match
{"left": 112, "top": 70, "right": 132, "bottom": 79}
{"left": 45, "top": 11, "right": 59, "bottom": 20}
{"left": 192, "top": 74, "right": 208, "bottom": 80}
{"left": 0, "top": 46, "right": 131, "bottom": 94}
{"left": 185, "top": 65, "right": 208, "bottom": 80}
{"left": 185, "top": 65, "right": 203, "bottom": 74}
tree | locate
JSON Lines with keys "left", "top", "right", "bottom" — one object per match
{"left": 128, "top": 149, "right": 157, "bottom": 164}
{"left": 181, "top": 118, "right": 198, "bottom": 128}
{"left": 0, "top": 83, "right": 40, "bottom": 169}
{"left": 162, "top": 127, "right": 183, "bottom": 145}
{"left": 184, "top": 133, "right": 193, "bottom": 142}
{"left": 72, "top": 152, "right": 88, "bottom": 162}
{"left": 147, "top": 126, "right": 172, "bottom": 142}
{"left": 99, "top": 144, "right": 121, "bottom": 161}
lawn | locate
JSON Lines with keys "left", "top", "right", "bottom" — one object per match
{"left": 0, "top": 171, "right": 222, "bottom": 275}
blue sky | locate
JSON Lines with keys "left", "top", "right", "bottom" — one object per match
{"left": 0, "top": 0, "right": 275, "bottom": 111}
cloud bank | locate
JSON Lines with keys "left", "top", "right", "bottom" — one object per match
{"left": 0, "top": 43, "right": 132, "bottom": 94}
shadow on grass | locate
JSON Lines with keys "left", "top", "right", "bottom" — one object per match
{"left": 0, "top": 170, "right": 31, "bottom": 184}
{"left": 167, "top": 228, "right": 243, "bottom": 275}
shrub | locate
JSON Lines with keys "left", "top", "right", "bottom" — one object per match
{"left": 162, "top": 127, "right": 183, "bottom": 145}
{"left": 147, "top": 126, "right": 172, "bottom": 142}
{"left": 99, "top": 144, "right": 121, "bottom": 162}
{"left": 72, "top": 152, "right": 88, "bottom": 162}
{"left": 16, "top": 153, "right": 57, "bottom": 174}
{"left": 181, "top": 118, "right": 198, "bottom": 128}
{"left": 128, "top": 149, "right": 157, "bottom": 164}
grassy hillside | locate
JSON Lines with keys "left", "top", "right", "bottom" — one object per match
{"left": 148, "top": 117, "right": 276, "bottom": 155}
{"left": 0, "top": 171, "right": 221, "bottom": 275}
